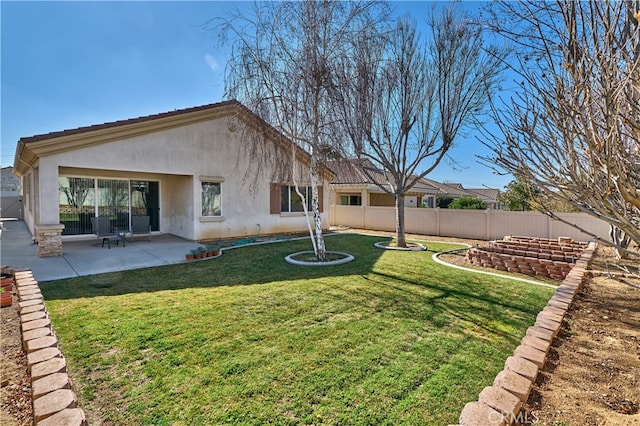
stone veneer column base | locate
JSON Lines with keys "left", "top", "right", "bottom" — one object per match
{"left": 35, "top": 224, "right": 65, "bottom": 257}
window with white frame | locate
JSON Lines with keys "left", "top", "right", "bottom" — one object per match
{"left": 201, "top": 180, "right": 222, "bottom": 217}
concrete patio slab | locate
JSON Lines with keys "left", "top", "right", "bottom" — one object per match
{"left": 1, "top": 219, "right": 201, "bottom": 282}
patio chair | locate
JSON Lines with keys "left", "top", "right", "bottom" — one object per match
{"left": 90, "top": 216, "right": 125, "bottom": 249}
{"left": 130, "top": 215, "right": 151, "bottom": 242}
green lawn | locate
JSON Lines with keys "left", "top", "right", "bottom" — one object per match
{"left": 41, "top": 234, "right": 553, "bottom": 425}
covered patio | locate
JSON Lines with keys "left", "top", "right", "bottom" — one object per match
{"left": 0, "top": 219, "right": 201, "bottom": 282}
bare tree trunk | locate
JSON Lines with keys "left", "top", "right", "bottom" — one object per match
{"left": 396, "top": 193, "right": 406, "bottom": 248}
{"left": 309, "top": 161, "right": 326, "bottom": 260}
{"left": 610, "top": 225, "right": 631, "bottom": 260}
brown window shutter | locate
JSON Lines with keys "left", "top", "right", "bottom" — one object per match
{"left": 270, "top": 183, "right": 280, "bottom": 214}
{"left": 317, "top": 186, "right": 324, "bottom": 212}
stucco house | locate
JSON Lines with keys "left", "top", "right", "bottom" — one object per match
{"left": 13, "top": 100, "right": 332, "bottom": 256}
{"left": 328, "top": 158, "right": 500, "bottom": 209}
{"left": 327, "top": 159, "right": 439, "bottom": 208}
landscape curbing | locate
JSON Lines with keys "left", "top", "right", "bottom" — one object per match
{"left": 2, "top": 266, "right": 88, "bottom": 426}
{"left": 457, "top": 241, "right": 596, "bottom": 426}
{"left": 3, "top": 237, "right": 596, "bottom": 425}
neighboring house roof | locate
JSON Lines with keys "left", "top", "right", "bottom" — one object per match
{"left": 419, "top": 179, "right": 467, "bottom": 197}
{"left": 466, "top": 188, "right": 501, "bottom": 203}
{"left": 329, "top": 158, "right": 498, "bottom": 199}
{"left": 327, "top": 158, "right": 440, "bottom": 195}
{"left": 326, "top": 159, "right": 386, "bottom": 186}
{"left": 13, "top": 100, "right": 333, "bottom": 180}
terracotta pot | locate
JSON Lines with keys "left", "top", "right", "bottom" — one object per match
{"left": 0, "top": 291, "right": 12, "bottom": 308}
{"left": 185, "top": 254, "right": 194, "bottom": 262}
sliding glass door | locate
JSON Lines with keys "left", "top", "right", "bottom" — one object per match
{"left": 59, "top": 177, "right": 160, "bottom": 235}
{"left": 131, "top": 180, "right": 159, "bottom": 231}
{"left": 97, "top": 179, "right": 130, "bottom": 232}
{"left": 59, "top": 177, "right": 95, "bottom": 235}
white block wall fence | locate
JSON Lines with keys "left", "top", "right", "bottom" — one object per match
{"left": 330, "top": 205, "right": 610, "bottom": 242}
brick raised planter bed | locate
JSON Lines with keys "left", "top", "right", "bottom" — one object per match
{"left": 467, "top": 236, "right": 587, "bottom": 281}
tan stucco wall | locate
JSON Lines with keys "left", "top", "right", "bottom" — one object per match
{"left": 29, "top": 115, "right": 330, "bottom": 241}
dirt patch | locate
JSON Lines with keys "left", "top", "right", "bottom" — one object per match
{"left": 405, "top": 232, "right": 640, "bottom": 425}
{"left": 523, "top": 246, "right": 640, "bottom": 425}
{"left": 1, "top": 294, "right": 33, "bottom": 426}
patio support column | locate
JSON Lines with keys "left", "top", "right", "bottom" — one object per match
{"left": 35, "top": 224, "right": 65, "bottom": 257}
{"left": 360, "top": 189, "right": 367, "bottom": 229}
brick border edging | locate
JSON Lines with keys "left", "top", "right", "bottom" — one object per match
{"left": 455, "top": 242, "right": 597, "bottom": 426}
{"left": 2, "top": 267, "right": 87, "bottom": 426}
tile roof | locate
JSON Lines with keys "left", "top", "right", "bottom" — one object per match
{"left": 18, "top": 100, "right": 240, "bottom": 144}
{"left": 329, "top": 158, "right": 498, "bottom": 199}
{"left": 465, "top": 188, "right": 501, "bottom": 202}
{"left": 326, "top": 158, "right": 388, "bottom": 185}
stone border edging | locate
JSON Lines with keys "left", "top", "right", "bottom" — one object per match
{"left": 2, "top": 266, "right": 88, "bottom": 426}
{"left": 454, "top": 241, "right": 597, "bottom": 426}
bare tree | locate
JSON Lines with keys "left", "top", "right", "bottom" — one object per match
{"left": 480, "top": 1, "right": 640, "bottom": 258}
{"left": 215, "top": 0, "right": 389, "bottom": 260}
{"left": 60, "top": 177, "right": 92, "bottom": 209}
{"left": 338, "top": 6, "right": 505, "bottom": 247}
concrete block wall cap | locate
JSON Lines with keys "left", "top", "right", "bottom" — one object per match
{"left": 34, "top": 224, "right": 65, "bottom": 231}
{"left": 20, "top": 293, "right": 44, "bottom": 302}
{"left": 459, "top": 402, "right": 507, "bottom": 426}
{"left": 21, "top": 303, "right": 46, "bottom": 315}
{"left": 526, "top": 325, "right": 554, "bottom": 341}
{"left": 478, "top": 385, "right": 522, "bottom": 418}
{"left": 514, "top": 344, "right": 546, "bottom": 368}
{"left": 550, "top": 293, "right": 573, "bottom": 305}
{"left": 493, "top": 369, "right": 533, "bottom": 402}
{"left": 23, "top": 327, "right": 53, "bottom": 343}
{"left": 27, "top": 335, "right": 59, "bottom": 353}
{"left": 32, "top": 373, "right": 71, "bottom": 399}
{"left": 560, "top": 280, "right": 580, "bottom": 290}
{"left": 17, "top": 287, "right": 41, "bottom": 297}
{"left": 19, "top": 299, "right": 44, "bottom": 308}
{"left": 535, "top": 318, "right": 561, "bottom": 336}
{"left": 543, "top": 305, "right": 566, "bottom": 317}
{"left": 21, "top": 311, "right": 47, "bottom": 323}
{"left": 18, "top": 284, "right": 40, "bottom": 292}
{"left": 547, "top": 299, "right": 570, "bottom": 310}
{"left": 33, "top": 389, "right": 76, "bottom": 423}
{"left": 556, "top": 286, "right": 578, "bottom": 296}
{"left": 27, "top": 348, "right": 62, "bottom": 368}
{"left": 31, "top": 357, "right": 67, "bottom": 381}
{"left": 36, "top": 409, "right": 87, "bottom": 426}
{"left": 537, "top": 311, "right": 563, "bottom": 324}
{"left": 505, "top": 355, "right": 539, "bottom": 381}
{"left": 22, "top": 318, "right": 51, "bottom": 332}
{"left": 521, "top": 335, "right": 551, "bottom": 354}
